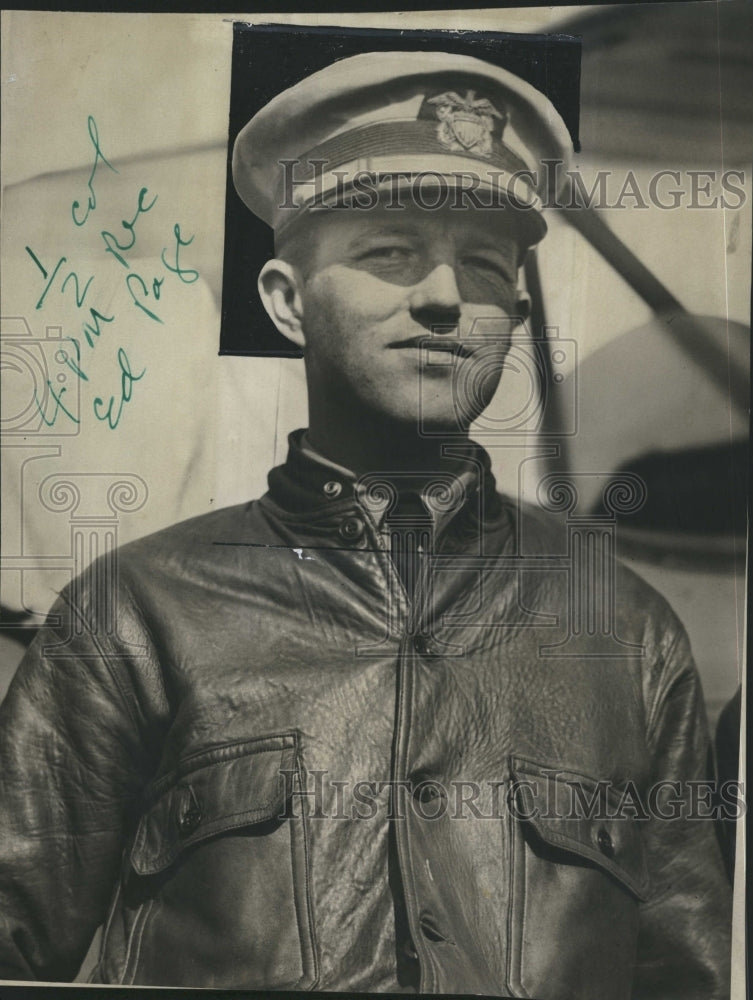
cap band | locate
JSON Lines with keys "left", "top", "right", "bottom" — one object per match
{"left": 274, "top": 122, "right": 542, "bottom": 236}
{"left": 295, "top": 120, "right": 530, "bottom": 183}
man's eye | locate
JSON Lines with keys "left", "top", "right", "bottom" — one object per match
{"left": 360, "top": 245, "right": 412, "bottom": 262}
{"left": 462, "top": 256, "right": 514, "bottom": 282}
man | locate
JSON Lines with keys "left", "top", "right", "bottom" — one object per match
{"left": 0, "top": 50, "right": 731, "bottom": 997}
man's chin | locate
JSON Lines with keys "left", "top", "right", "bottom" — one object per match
{"left": 411, "top": 409, "right": 470, "bottom": 437}
{"left": 353, "top": 391, "right": 473, "bottom": 437}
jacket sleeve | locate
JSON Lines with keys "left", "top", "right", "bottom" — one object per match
{"left": 633, "top": 622, "right": 733, "bottom": 999}
{"left": 0, "top": 582, "right": 156, "bottom": 982}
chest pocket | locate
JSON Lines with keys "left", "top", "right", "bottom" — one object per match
{"left": 506, "top": 756, "right": 651, "bottom": 1000}
{"left": 111, "top": 734, "right": 318, "bottom": 989}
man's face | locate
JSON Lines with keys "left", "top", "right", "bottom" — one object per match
{"left": 295, "top": 201, "right": 527, "bottom": 431}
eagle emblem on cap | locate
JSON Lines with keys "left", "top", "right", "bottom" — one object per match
{"left": 428, "top": 90, "right": 506, "bottom": 158}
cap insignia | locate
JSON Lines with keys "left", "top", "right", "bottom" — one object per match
{"left": 427, "top": 90, "right": 506, "bottom": 158}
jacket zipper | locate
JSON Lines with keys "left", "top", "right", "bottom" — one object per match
{"left": 388, "top": 534, "right": 439, "bottom": 993}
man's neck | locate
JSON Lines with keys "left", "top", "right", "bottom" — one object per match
{"left": 306, "top": 414, "right": 470, "bottom": 478}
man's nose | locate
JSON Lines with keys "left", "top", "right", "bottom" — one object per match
{"left": 409, "top": 263, "right": 462, "bottom": 332}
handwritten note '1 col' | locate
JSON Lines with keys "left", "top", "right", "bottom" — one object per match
{"left": 24, "top": 115, "right": 200, "bottom": 430}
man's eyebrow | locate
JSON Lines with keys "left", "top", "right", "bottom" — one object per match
{"left": 462, "top": 237, "right": 518, "bottom": 257}
{"left": 346, "top": 226, "right": 422, "bottom": 249}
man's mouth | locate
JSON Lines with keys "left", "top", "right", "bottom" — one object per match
{"left": 388, "top": 336, "right": 473, "bottom": 361}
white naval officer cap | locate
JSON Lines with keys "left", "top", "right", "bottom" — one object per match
{"left": 232, "top": 50, "right": 573, "bottom": 250}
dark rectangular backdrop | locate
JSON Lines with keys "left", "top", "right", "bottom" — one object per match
{"left": 220, "top": 22, "right": 581, "bottom": 357}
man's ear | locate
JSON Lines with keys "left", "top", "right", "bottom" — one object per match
{"left": 513, "top": 291, "right": 531, "bottom": 325}
{"left": 258, "top": 259, "right": 306, "bottom": 348}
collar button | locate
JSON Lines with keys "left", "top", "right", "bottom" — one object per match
{"left": 339, "top": 516, "right": 365, "bottom": 542}
{"left": 323, "top": 480, "right": 342, "bottom": 498}
{"left": 596, "top": 827, "right": 615, "bottom": 858}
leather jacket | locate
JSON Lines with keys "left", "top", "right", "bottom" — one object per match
{"left": 0, "top": 432, "right": 731, "bottom": 997}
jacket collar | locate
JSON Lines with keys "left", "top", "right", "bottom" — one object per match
{"left": 266, "top": 429, "right": 503, "bottom": 534}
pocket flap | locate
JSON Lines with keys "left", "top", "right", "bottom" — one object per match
{"left": 131, "top": 734, "right": 299, "bottom": 876}
{"left": 509, "top": 756, "right": 651, "bottom": 900}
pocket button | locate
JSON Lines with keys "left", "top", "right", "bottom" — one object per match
{"left": 413, "top": 635, "right": 436, "bottom": 656}
{"left": 403, "top": 936, "right": 418, "bottom": 960}
{"left": 178, "top": 799, "right": 202, "bottom": 836}
{"left": 596, "top": 827, "right": 614, "bottom": 858}
{"left": 413, "top": 778, "right": 443, "bottom": 804}
{"left": 419, "top": 913, "right": 448, "bottom": 943}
